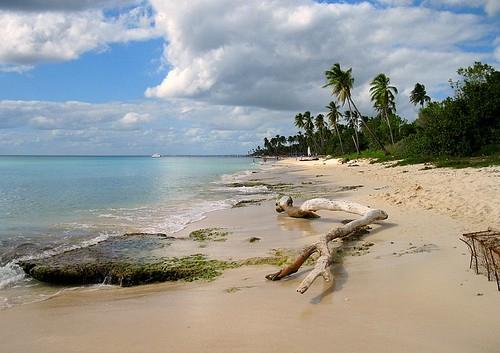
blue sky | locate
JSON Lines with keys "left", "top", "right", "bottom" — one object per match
{"left": 0, "top": 39, "right": 165, "bottom": 102}
{"left": 0, "top": 0, "right": 498, "bottom": 154}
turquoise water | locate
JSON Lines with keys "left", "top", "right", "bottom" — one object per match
{"left": 0, "top": 156, "right": 261, "bottom": 305}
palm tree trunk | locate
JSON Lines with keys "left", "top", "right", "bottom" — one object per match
{"left": 351, "top": 135, "right": 359, "bottom": 154}
{"left": 335, "top": 125, "right": 344, "bottom": 154}
{"left": 384, "top": 109, "right": 395, "bottom": 146}
{"left": 347, "top": 100, "right": 359, "bottom": 154}
{"left": 349, "top": 97, "right": 390, "bottom": 155}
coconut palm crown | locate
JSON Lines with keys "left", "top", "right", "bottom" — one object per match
{"left": 370, "top": 73, "right": 398, "bottom": 145}
{"left": 323, "top": 63, "right": 389, "bottom": 155}
{"left": 410, "top": 83, "right": 431, "bottom": 107}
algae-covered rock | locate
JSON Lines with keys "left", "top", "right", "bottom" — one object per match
{"left": 226, "top": 181, "right": 293, "bottom": 191}
{"left": 17, "top": 233, "right": 236, "bottom": 286}
{"left": 19, "top": 253, "right": 236, "bottom": 287}
{"left": 189, "top": 228, "right": 229, "bottom": 242}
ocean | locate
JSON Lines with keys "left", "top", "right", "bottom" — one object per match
{"left": 0, "top": 156, "right": 264, "bottom": 308}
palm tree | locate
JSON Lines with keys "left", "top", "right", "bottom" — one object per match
{"left": 263, "top": 137, "right": 271, "bottom": 155}
{"left": 296, "top": 131, "right": 305, "bottom": 155}
{"left": 287, "top": 135, "right": 295, "bottom": 156}
{"left": 344, "top": 110, "right": 360, "bottom": 153}
{"left": 270, "top": 137, "right": 276, "bottom": 154}
{"left": 302, "top": 111, "right": 316, "bottom": 153}
{"left": 279, "top": 135, "right": 286, "bottom": 154}
{"left": 410, "top": 83, "right": 431, "bottom": 107}
{"left": 294, "top": 113, "right": 304, "bottom": 130}
{"left": 314, "top": 113, "right": 327, "bottom": 153}
{"left": 323, "top": 63, "right": 389, "bottom": 155}
{"left": 326, "top": 101, "right": 344, "bottom": 154}
{"left": 323, "top": 63, "right": 359, "bottom": 151}
{"left": 370, "top": 73, "right": 398, "bottom": 146}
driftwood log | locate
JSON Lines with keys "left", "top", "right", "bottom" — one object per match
{"left": 268, "top": 196, "right": 388, "bottom": 293}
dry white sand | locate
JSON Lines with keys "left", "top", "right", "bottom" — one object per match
{"left": 1, "top": 159, "right": 499, "bottom": 353}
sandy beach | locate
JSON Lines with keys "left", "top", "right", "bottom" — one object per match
{"left": 1, "top": 159, "right": 499, "bottom": 353}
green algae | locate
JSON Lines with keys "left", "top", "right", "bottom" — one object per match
{"left": 189, "top": 228, "right": 229, "bottom": 242}
{"left": 20, "top": 254, "right": 238, "bottom": 287}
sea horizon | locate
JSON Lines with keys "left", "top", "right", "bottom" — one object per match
{"left": 0, "top": 154, "right": 252, "bottom": 157}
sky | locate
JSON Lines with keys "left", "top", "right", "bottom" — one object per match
{"left": 0, "top": 0, "right": 498, "bottom": 155}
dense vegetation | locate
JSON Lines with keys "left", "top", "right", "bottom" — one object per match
{"left": 251, "top": 62, "right": 499, "bottom": 166}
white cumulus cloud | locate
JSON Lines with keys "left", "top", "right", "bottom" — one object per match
{"left": 422, "top": 0, "right": 500, "bottom": 15}
{"left": 145, "top": 0, "right": 494, "bottom": 118}
{"left": 114, "top": 112, "right": 153, "bottom": 129}
{"left": 0, "top": 5, "right": 159, "bottom": 72}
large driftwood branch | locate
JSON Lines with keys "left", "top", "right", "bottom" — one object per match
{"left": 268, "top": 196, "right": 388, "bottom": 293}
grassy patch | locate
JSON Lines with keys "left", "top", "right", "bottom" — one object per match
{"left": 189, "top": 228, "right": 229, "bottom": 242}
{"left": 388, "top": 154, "right": 500, "bottom": 168}
{"left": 339, "top": 149, "right": 500, "bottom": 169}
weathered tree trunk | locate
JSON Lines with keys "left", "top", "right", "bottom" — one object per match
{"left": 270, "top": 197, "right": 388, "bottom": 293}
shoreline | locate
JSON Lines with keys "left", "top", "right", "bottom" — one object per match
{"left": 1, "top": 158, "right": 499, "bottom": 353}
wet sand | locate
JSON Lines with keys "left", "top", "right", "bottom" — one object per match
{"left": 1, "top": 159, "right": 499, "bottom": 353}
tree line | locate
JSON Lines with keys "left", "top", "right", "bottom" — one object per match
{"left": 251, "top": 61, "right": 499, "bottom": 160}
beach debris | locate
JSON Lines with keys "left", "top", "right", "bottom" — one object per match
{"left": 460, "top": 228, "right": 500, "bottom": 291}
{"left": 233, "top": 199, "right": 266, "bottom": 208}
{"left": 268, "top": 196, "right": 388, "bottom": 293}
{"left": 393, "top": 243, "right": 438, "bottom": 256}
{"left": 189, "top": 228, "right": 229, "bottom": 242}
{"left": 248, "top": 237, "right": 261, "bottom": 243}
{"left": 224, "top": 285, "right": 255, "bottom": 293}
{"left": 225, "top": 287, "right": 241, "bottom": 293}
{"left": 274, "top": 196, "right": 320, "bottom": 218}
{"left": 336, "top": 185, "right": 364, "bottom": 192}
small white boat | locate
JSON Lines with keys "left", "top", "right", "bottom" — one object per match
{"left": 151, "top": 153, "right": 161, "bottom": 158}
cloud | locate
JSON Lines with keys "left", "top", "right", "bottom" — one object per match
{"left": 146, "top": 0, "right": 495, "bottom": 119}
{"left": 0, "top": 0, "right": 498, "bottom": 154}
{"left": 0, "top": 99, "right": 293, "bottom": 154}
{"left": 0, "top": 4, "right": 159, "bottom": 72}
{"left": 0, "top": 0, "right": 139, "bottom": 12}
{"left": 422, "top": 0, "right": 500, "bottom": 15}
{"left": 29, "top": 116, "right": 58, "bottom": 129}
{"left": 377, "top": 0, "right": 415, "bottom": 6}
{"left": 113, "top": 112, "right": 153, "bottom": 129}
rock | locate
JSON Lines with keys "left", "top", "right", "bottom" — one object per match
{"left": 189, "top": 228, "right": 229, "bottom": 242}
{"left": 17, "top": 233, "right": 235, "bottom": 286}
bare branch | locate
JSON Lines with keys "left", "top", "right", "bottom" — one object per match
{"left": 270, "top": 196, "right": 388, "bottom": 293}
